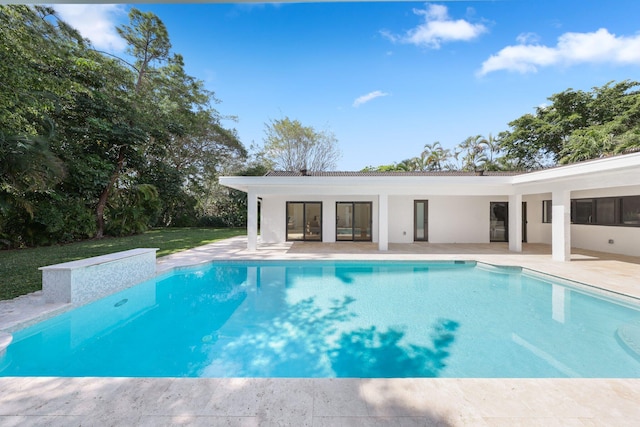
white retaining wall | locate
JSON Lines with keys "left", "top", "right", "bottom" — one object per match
{"left": 40, "top": 248, "right": 158, "bottom": 304}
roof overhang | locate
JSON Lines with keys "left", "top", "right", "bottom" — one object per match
{"left": 220, "top": 152, "right": 640, "bottom": 196}
{"left": 512, "top": 151, "right": 640, "bottom": 193}
{"left": 219, "top": 175, "right": 516, "bottom": 196}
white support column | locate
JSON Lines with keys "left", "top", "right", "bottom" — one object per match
{"left": 378, "top": 193, "right": 389, "bottom": 251}
{"left": 552, "top": 189, "right": 571, "bottom": 262}
{"left": 247, "top": 189, "right": 258, "bottom": 251}
{"left": 508, "top": 194, "right": 523, "bottom": 252}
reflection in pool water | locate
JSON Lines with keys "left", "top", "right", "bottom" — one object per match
{"left": 2, "top": 261, "right": 640, "bottom": 378}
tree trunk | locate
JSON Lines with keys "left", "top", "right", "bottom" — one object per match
{"left": 95, "top": 147, "right": 125, "bottom": 238}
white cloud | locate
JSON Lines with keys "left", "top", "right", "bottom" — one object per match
{"left": 55, "top": 4, "right": 127, "bottom": 52}
{"left": 479, "top": 28, "right": 640, "bottom": 76}
{"left": 353, "top": 90, "right": 389, "bottom": 108}
{"left": 383, "top": 4, "right": 487, "bottom": 49}
{"left": 516, "top": 32, "right": 540, "bottom": 45}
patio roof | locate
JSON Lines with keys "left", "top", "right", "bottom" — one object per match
{"left": 220, "top": 152, "right": 640, "bottom": 194}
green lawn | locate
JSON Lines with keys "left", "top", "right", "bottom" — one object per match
{"left": 0, "top": 227, "right": 246, "bottom": 301}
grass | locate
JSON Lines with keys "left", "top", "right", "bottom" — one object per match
{"left": 0, "top": 227, "right": 246, "bottom": 301}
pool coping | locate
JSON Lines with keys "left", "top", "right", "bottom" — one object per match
{"left": 2, "top": 236, "right": 640, "bottom": 425}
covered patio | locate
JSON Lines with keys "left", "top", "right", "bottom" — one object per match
{"left": 221, "top": 152, "right": 640, "bottom": 261}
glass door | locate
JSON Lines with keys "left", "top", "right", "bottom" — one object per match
{"left": 414, "top": 200, "right": 428, "bottom": 241}
{"left": 336, "top": 202, "right": 372, "bottom": 241}
{"left": 336, "top": 202, "right": 353, "bottom": 241}
{"left": 354, "top": 202, "right": 372, "bottom": 241}
{"left": 287, "top": 202, "right": 322, "bottom": 241}
{"left": 490, "top": 202, "right": 508, "bottom": 242}
{"left": 304, "top": 203, "right": 322, "bottom": 241}
{"left": 522, "top": 201, "right": 527, "bottom": 243}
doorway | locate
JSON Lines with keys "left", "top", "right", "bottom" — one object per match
{"left": 286, "top": 202, "right": 322, "bottom": 241}
{"left": 490, "top": 202, "right": 508, "bottom": 242}
{"left": 489, "top": 201, "right": 527, "bottom": 243}
{"left": 414, "top": 200, "right": 428, "bottom": 241}
{"left": 336, "top": 202, "right": 372, "bottom": 241}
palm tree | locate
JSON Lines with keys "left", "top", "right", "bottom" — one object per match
{"left": 396, "top": 158, "right": 417, "bottom": 171}
{"left": 421, "top": 141, "right": 451, "bottom": 171}
{"left": 456, "top": 135, "right": 488, "bottom": 172}
{"left": 478, "top": 133, "right": 503, "bottom": 171}
{"left": 0, "top": 129, "right": 64, "bottom": 216}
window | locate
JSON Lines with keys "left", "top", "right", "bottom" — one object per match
{"left": 567, "top": 195, "right": 640, "bottom": 227}
{"left": 542, "top": 200, "right": 552, "bottom": 223}
{"left": 622, "top": 196, "right": 640, "bottom": 225}
{"left": 573, "top": 199, "right": 594, "bottom": 224}
{"left": 595, "top": 198, "right": 617, "bottom": 225}
{"left": 286, "top": 202, "right": 322, "bottom": 241}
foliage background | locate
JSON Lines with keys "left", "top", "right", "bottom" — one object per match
{"left": 0, "top": 5, "right": 254, "bottom": 249}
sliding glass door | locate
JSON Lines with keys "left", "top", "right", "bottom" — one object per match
{"left": 336, "top": 202, "right": 372, "bottom": 241}
{"left": 286, "top": 202, "right": 322, "bottom": 241}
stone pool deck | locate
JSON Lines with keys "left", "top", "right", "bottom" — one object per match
{"left": 2, "top": 236, "right": 640, "bottom": 426}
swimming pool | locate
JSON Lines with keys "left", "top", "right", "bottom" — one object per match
{"left": 1, "top": 260, "right": 640, "bottom": 378}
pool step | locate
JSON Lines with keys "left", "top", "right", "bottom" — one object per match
{"left": 616, "top": 322, "right": 640, "bottom": 361}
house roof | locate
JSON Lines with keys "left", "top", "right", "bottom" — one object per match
{"left": 264, "top": 170, "right": 524, "bottom": 177}
{"left": 220, "top": 152, "right": 640, "bottom": 196}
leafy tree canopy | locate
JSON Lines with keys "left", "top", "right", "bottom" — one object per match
{"left": 0, "top": 5, "right": 246, "bottom": 248}
{"left": 260, "top": 117, "right": 341, "bottom": 172}
{"left": 501, "top": 80, "right": 640, "bottom": 168}
{"left": 365, "top": 80, "right": 640, "bottom": 172}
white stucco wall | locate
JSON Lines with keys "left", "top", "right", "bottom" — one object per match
{"left": 259, "top": 196, "right": 287, "bottom": 243}
{"left": 260, "top": 187, "right": 640, "bottom": 256}
{"left": 570, "top": 185, "right": 640, "bottom": 256}
{"left": 571, "top": 224, "right": 640, "bottom": 256}
{"left": 430, "top": 196, "right": 503, "bottom": 243}
{"left": 388, "top": 194, "right": 557, "bottom": 245}
{"left": 265, "top": 195, "right": 509, "bottom": 245}
{"left": 387, "top": 196, "right": 414, "bottom": 243}
{"left": 522, "top": 193, "right": 551, "bottom": 244}
{"left": 522, "top": 187, "right": 640, "bottom": 256}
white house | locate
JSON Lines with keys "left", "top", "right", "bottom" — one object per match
{"left": 220, "top": 152, "right": 640, "bottom": 261}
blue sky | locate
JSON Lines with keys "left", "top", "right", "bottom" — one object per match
{"left": 54, "top": 1, "right": 640, "bottom": 170}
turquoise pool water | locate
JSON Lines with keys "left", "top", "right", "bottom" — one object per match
{"left": 1, "top": 261, "right": 640, "bottom": 378}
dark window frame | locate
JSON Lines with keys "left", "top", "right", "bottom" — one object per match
{"left": 565, "top": 196, "right": 640, "bottom": 227}
{"left": 414, "top": 199, "right": 429, "bottom": 242}
{"left": 335, "top": 201, "right": 373, "bottom": 242}
{"left": 622, "top": 196, "right": 640, "bottom": 225}
{"left": 286, "top": 201, "right": 323, "bottom": 241}
{"left": 542, "top": 200, "right": 552, "bottom": 223}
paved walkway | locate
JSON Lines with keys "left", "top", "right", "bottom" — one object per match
{"left": 1, "top": 236, "right": 640, "bottom": 426}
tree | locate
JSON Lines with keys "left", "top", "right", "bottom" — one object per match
{"left": 455, "top": 135, "right": 489, "bottom": 171}
{"left": 139, "top": 53, "right": 246, "bottom": 226}
{"left": 0, "top": 5, "right": 83, "bottom": 246}
{"left": 477, "top": 133, "right": 503, "bottom": 170}
{"left": 420, "top": 141, "right": 452, "bottom": 171}
{"left": 261, "top": 117, "right": 341, "bottom": 172}
{"left": 0, "top": 131, "right": 64, "bottom": 218}
{"left": 91, "top": 8, "right": 172, "bottom": 238}
{"left": 1, "top": 6, "right": 246, "bottom": 247}
{"left": 500, "top": 80, "right": 640, "bottom": 169}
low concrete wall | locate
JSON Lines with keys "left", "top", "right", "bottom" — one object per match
{"left": 40, "top": 248, "right": 158, "bottom": 305}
